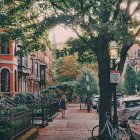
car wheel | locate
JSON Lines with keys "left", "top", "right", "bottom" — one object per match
{"left": 128, "top": 127, "right": 135, "bottom": 140}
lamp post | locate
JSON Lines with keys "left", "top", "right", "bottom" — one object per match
{"left": 86, "top": 74, "right": 90, "bottom": 113}
{"left": 109, "top": 41, "right": 120, "bottom": 128}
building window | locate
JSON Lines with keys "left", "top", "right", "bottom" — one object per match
{"left": 35, "top": 63, "right": 38, "bottom": 76}
{"left": 18, "top": 57, "right": 22, "bottom": 65}
{"left": 31, "top": 59, "right": 33, "bottom": 73}
{"left": 15, "top": 70, "right": 17, "bottom": 92}
{"left": 1, "top": 69, "right": 10, "bottom": 92}
{"left": 24, "top": 56, "right": 28, "bottom": 67}
{"left": 1, "top": 36, "right": 9, "bottom": 54}
{"left": 40, "top": 68, "right": 45, "bottom": 80}
{"left": 14, "top": 44, "right": 17, "bottom": 56}
{"left": 138, "top": 49, "right": 140, "bottom": 58}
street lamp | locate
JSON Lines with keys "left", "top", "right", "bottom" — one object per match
{"left": 86, "top": 74, "right": 90, "bottom": 113}
{"left": 109, "top": 41, "right": 119, "bottom": 128}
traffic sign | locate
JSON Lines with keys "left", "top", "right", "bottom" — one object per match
{"left": 110, "top": 70, "right": 121, "bottom": 83}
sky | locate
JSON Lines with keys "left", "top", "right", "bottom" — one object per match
{"left": 49, "top": 2, "right": 140, "bottom": 44}
{"left": 49, "top": 24, "right": 77, "bottom": 44}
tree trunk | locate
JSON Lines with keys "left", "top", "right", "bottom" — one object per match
{"left": 96, "top": 38, "right": 112, "bottom": 137}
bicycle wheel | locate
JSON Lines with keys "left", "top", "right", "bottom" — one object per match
{"left": 92, "top": 125, "right": 107, "bottom": 140}
{"left": 91, "top": 125, "right": 100, "bottom": 140}
{"left": 118, "top": 127, "right": 128, "bottom": 140}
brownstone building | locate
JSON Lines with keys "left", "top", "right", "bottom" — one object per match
{"left": 0, "top": 29, "right": 54, "bottom": 97}
{"left": 17, "top": 47, "right": 54, "bottom": 97}
{"left": 0, "top": 29, "right": 18, "bottom": 97}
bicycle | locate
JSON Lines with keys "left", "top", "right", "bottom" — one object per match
{"left": 91, "top": 114, "right": 128, "bottom": 140}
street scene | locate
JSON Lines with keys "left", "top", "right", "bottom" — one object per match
{"left": 0, "top": 0, "right": 140, "bottom": 140}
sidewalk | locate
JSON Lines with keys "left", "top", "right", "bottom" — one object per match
{"left": 35, "top": 103, "right": 99, "bottom": 140}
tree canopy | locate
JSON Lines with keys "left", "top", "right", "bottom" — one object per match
{"left": 52, "top": 0, "right": 140, "bottom": 70}
{"left": 0, "top": 0, "right": 51, "bottom": 53}
{"left": 124, "top": 64, "right": 137, "bottom": 95}
{"left": 54, "top": 55, "right": 80, "bottom": 82}
{"left": 48, "top": 0, "right": 140, "bottom": 129}
{"left": 76, "top": 68, "right": 98, "bottom": 97}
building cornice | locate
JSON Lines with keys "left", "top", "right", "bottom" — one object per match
{"left": 0, "top": 60, "right": 18, "bottom": 65}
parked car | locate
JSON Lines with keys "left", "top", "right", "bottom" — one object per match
{"left": 117, "top": 96, "right": 140, "bottom": 126}
{"left": 127, "top": 110, "right": 140, "bottom": 140}
{"left": 96, "top": 93, "right": 124, "bottom": 112}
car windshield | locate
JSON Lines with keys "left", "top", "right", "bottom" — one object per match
{"left": 134, "top": 112, "right": 140, "bottom": 121}
{"left": 124, "top": 100, "right": 140, "bottom": 108}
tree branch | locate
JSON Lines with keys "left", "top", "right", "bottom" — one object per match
{"left": 70, "top": 27, "right": 97, "bottom": 53}
{"left": 118, "top": 43, "right": 133, "bottom": 73}
{"left": 134, "top": 27, "right": 140, "bottom": 37}
{"left": 113, "top": 0, "right": 123, "bottom": 20}
{"left": 49, "top": 0, "right": 68, "bottom": 14}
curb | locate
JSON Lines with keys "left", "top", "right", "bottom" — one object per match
{"left": 52, "top": 112, "right": 59, "bottom": 119}
{"left": 15, "top": 128, "right": 39, "bottom": 140}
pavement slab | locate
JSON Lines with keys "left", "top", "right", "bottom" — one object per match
{"left": 35, "top": 103, "right": 99, "bottom": 140}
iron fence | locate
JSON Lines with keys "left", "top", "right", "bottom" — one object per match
{"left": 0, "top": 96, "right": 60, "bottom": 139}
{"left": 0, "top": 107, "right": 33, "bottom": 140}
{"left": 33, "top": 99, "right": 59, "bottom": 125}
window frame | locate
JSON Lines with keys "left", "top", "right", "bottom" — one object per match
{"left": 35, "top": 63, "right": 38, "bottom": 76}
{"left": 1, "top": 68, "right": 10, "bottom": 92}
{"left": 1, "top": 36, "right": 9, "bottom": 54}
{"left": 14, "top": 70, "right": 17, "bottom": 92}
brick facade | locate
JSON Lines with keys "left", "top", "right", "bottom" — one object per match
{"left": 0, "top": 30, "right": 18, "bottom": 97}
{"left": 0, "top": 29, "right": 54, "bottom": 97}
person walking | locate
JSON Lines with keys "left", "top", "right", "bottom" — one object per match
{"left": 59, "top": 95, "right": 67, "bottom": 118}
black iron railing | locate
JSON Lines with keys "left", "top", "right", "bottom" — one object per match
{"left": 0, "top": 95, "right": 60, "bottom": 139}
{"left": 0, "top": 106, "right": 33, "bottom": 140}
{"left": 11, "top": 111, "right": 33, "bottom": 139}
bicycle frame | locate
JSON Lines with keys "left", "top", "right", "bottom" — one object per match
{"left": 100, "top": 119, "right": 119, "bottom": 139}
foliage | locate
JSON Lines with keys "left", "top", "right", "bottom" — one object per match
{"left": 0, "top": 120, "right": 12, "bottom": 140}
{"left": 56, "top": 81, "right": 77, "bottom": 101}
{"left": 0, "top": 0, "right": 51, "bottom": 54}
{"left": 54, "top": 55, "right": 80, "bottom": 82}
{"left": 76, "top": 68, "right": 98, "bottom": 97}
{"left": 55, "top": 36, "right": 97, "bottom": 63}
{"left": 48, "top": 86, "right": 58, "bottom": 98}
{"left": 52, "top": 0, "right": 140, "bottom": 68}
{"left": 14, "top": 93, "right": 35, "bottom": 104}
{"left": 116, "top": 81, "right": 125, "bottom": 93}
{"left": 40, "top": 89, "right": 48, "bottom": 94}
{"left": 124, "top": 64, "right": 137, "bottom": 95}
{"left": 0, "top": 108, "right": 32, "bottom": 139}
{"left": 50, "top": 0, "right": 140, "bottom": 126}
